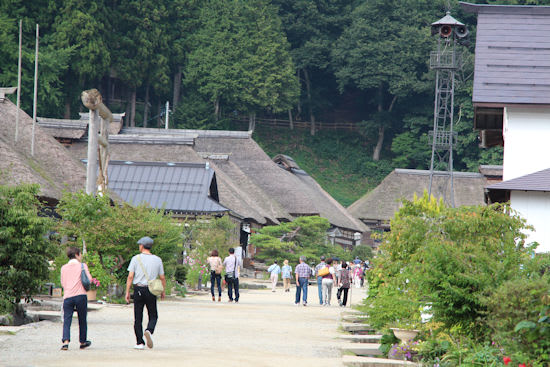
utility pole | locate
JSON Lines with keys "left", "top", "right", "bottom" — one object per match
{"left": 31, "top": 24, "right": 39, "bottom": 156}
{"left": 15, "top": 19, "right": 22, "bottom": 142}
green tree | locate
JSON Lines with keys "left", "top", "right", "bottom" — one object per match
{"left": 250, "top": 216, "right": 347, "bottom": 265}
{"left": 0, "top": 184, "right": 56, "bottom": 313}
{"left": 56, "top": 191, "right": 181, "bottom": 283}
{"left": 272, "top": 0, "right": 353, "bottom": 133}
{"left": 332, "top": 0, "right": 445, "bottom": 161}
{"left": 185, "top": 0, "right": 299, "bottom": 130}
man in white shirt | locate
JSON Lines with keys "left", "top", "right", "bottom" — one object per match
{"left": 223, "top": 248, "right": 242, "bottom": 303}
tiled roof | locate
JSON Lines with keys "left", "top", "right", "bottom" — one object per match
{"left": 461, "top": 2, "right": 550, "bottom": 105}
{"left": 107, "top": 160, "right": 228, "bottom": 214}
{"left": 487, "top": 167, "right": 550, "bottom": 192}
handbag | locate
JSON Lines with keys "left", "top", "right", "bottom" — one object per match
{"left": 81, "top": 263, "right": 91, "bottom": 291}
{"left": 215, "top": 258, "right": 223, "bottom": 275}
{"left": 137, "top": 255, "right": 164, "bottom": 297}
{"left": 318, "top": 266, "right": 330, "bottom": 277}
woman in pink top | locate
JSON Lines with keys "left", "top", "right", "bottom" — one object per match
{"left": 60, "top": 246, "right": 92, "bottom": 350}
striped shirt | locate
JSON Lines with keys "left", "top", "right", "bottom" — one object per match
{"left": 295, "top": 262, "right": 311, "bottom": 278}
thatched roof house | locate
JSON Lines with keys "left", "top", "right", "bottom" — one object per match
{"left": 46, "top": 122, "right": 365, "bottom": 247}
{"left": 0, "top": 99, "right": 86, "bottom": 202}
{"left": 348, "top": 169, "right": 488, "bottom": 232}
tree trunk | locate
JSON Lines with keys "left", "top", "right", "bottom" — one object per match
{"left": 296, "top": 69, "right": 302, "bottom": 119}
{"left": 214, "top": 97, "right": 220, "bottom": 121}
{"left": 248, "top": 112, "right": 256, "bottom": 132}
{"left": 173, "top": 69, "right": 182, "bottom": 109}
{"left": 303, "top": 68, "right": 315, "bottom": 135}
{"left": 288, "top": 109, "right": 294, "bottom": 130}
{"left": 64, "top": 99, "right": 71, "bottom": 119}
{"left": 157, "top": 101, "right": 162, "bottom": 128}
{"left": 124, "top": 89, "right": 131, "bottom": 127}
{"left": 130, "top": 87, "right": 136, "bottom": 127}
{"left": 143, "top": 83, "right": 150, "bottom": 128}
{"left": 372, "top": 86, "right": 398, "bottom": 161}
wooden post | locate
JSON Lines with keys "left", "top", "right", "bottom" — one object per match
{"left": 15, "top": 20, "right": 22, "bottom": 142}
{"left": 86, "top": 109, "right": 99, "bottom": 194}
{"left": 31, "top": 24, "right": 39, "bottom": 156}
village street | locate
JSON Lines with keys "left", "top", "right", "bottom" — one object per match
{"left": 1, "top": 282, "right": 364, "bottom": 367}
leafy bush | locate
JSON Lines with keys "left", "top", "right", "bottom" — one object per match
{"left": 174, "top": 265, "right": 188, "bottom": 284}
{"left": 351, "top": 244, "right": 373, "bottom": 261}
{"left": 0, "top": 184, "right": 56, "bottom": 313}
{"left": 365, "top": 192, "right": 533, "bottom": 338}
{"left": 512, "top": 306, "right": 550, "bottom": 366}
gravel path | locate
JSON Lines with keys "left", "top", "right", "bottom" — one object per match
{"left": 0, "top": 282, "right": 365, "bottom": 366}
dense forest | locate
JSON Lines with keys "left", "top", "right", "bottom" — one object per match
{"left": 2, "top": 0, "right": 549, "bottom": 204}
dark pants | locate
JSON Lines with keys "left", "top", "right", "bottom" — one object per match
{"left": 227, "top": 277, "right": 239, "bottom": 301}
{"left": 210, "top": 271, "right": 222, "bottom": 297}
{"left": 295, "top": 277, "right": 308, "bottom": 304}
{"left": 62, "top": 294, "right": 87, "bottom": 343}
{"left": 133, "top": 286, "right": 158, "bottom": 345}
{"left": 337, "top": 287, "right": 349, "bottom": 306}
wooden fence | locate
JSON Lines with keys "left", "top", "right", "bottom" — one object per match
{"left": 231, "top": 117, "right": 360, "bottom": 131}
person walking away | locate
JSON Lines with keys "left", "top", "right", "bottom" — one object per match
{"left": 295, "top": 256, "right": 311, "bottom": 306}
{"left": 60, "top": 246, "right": 92, "bottom": 350}
{"left": 353, "top": 264, "right": 363, "bottom": 288}
{"left": 333, "top": 257, "right": 342, "bottom": 288}
{"left": 207, "top": 250, "right": 223, "bottom": 302}
{"left": 223, "top": 248, "right": 242, "bottom": 303}
{"left": 281, "top": 260, "right": 292, "bottom": 292}
{"left": 314, "top": 256, "right": 326, "bottom": 305}
{"left": 125, "top": 236, "right": 166, "bottom": 350}
{"left": 267, "top": 260, "right": 281, "bottom": 292}
{"left": 321, "top": 258, "right": 336, "bottom": 306}
{"left": 337, "top": 262, "right": 351, "bottom": 307}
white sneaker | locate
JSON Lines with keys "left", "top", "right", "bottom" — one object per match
{"left": 144, "top": 330, "right": 154, "bottom": 349}
{"left": 134, "top": 344, "right": 145, "bottom": 350}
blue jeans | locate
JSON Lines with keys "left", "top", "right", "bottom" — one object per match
{"left": 317, "top": 276, "right": 323, "bottom": 305}
{"left": 62, "top": 294, "right": 87, "bottom": 343}
{"left": 295, "top": 277, "right": 308, "bottom": 304}
{"left": 227, "top": 277, "right": 239, "bottom": 301}
{"left": 210, "top": 271, "right": 222, "bottom": 297}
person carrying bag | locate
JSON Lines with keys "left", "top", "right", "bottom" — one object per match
{"left": 207, "top": 250, "right": 223, "bottom": 302}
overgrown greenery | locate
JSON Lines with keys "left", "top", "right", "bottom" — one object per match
{"left": 362, "top": 192, "right": 550, "bottom": 366}
{"left": 0, "top": 184, "right": 56, "bottom": 313}
{"left": 56, "top": 191, "right": 181, "bottom": 284}
{"left": 250, "top": 216, "right": 350, "bottom": 265}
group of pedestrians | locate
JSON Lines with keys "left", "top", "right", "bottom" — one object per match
{"left": 59, "top": 236, "right": 367, "bottom": 352}
{"left": 206, "top": 248, "right": 242, "bottom": 303}
{"left": 265, "top": 255, "right": 366, "bottom": 307}
{"left": 60, "top": 236, "right": 166, "bottom": 351}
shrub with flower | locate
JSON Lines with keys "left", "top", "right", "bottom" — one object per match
{"left": 90, "top": 278, "right": 100, "bottom": 290}
{"left": 183, "top": 256, "right": 210, "bottom": 289}
{"left": 389, "top": 340, "right": 420, "bottom": 361}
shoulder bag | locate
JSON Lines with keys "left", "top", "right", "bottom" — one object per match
{"left": 215, "top": 257, "right": 223, "bottom": 275}
{"left": 81, "top": 263, "right": 91, "bottom": 291}
{"left": 317, "top": 266, "right": 330, "bottom": 277}
{"left": 137, "top": 255, "right": 164, "bottom": 297}
{"left": 224, "top": 256, "right": 237, "bottom": 282}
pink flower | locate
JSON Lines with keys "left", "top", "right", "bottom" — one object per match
{"left": 518, "top": 364, "right": 526, "bottom": 367}
{"left": 503, "top": 357, "right": 512, "bottom": 366}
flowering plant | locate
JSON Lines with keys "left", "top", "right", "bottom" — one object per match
{"left": 389, "top": 340, "right": 420, "bottom": 361}
{"left": 90, "top": 278, "right": 101, "bottom": 290}
{"left": 183, "top": 256, "right": 210, "bottom": 288}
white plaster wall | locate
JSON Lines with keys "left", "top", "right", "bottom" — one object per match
{"left": 510, "top": 191, "right": 550, "bottom": 253}
{"left": 503, "top": 107, "right": 550, "bottom": 181}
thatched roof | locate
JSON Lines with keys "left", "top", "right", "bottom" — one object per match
{"left": 348, "top": 169, "right": 487, "bottom": 226}
{"left": 43, "top": 124, "right": 364, "bottom": 231}
{"left": 0, "top": 100, "right": 86, "bottom": 200}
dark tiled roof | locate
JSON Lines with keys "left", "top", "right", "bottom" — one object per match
{"left": 461, "top": 2, "right": 550, "bottom": 105}
{"left": 108, "top": 160, "right": 228, "bottom": 214}
{"left": 487, "top": 167, "right": 550, "bottom": 192}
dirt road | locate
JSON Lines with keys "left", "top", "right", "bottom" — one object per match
{"left": 1, "top": 282, "right": 364, "bottom": 367}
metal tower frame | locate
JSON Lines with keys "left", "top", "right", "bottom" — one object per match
{"left": 428, "top": 13, "right": 467, "bottom": 207}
